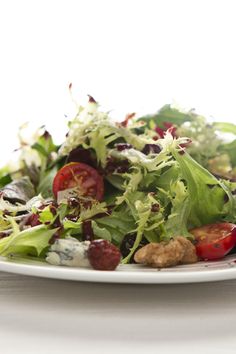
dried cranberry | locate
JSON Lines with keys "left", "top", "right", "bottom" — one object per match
{"left": 120, "top": 234, "right": 137, "bottom": 259}
{"left": 151, "top": 203, "right": 160, "bottom": 212}
{"left": 116, "top": 143, "right": 133, "bottom": 151}
{"left": 25, "top": 213, "right": 41, "bottom": 227}
{"left": 178, "top": 149, "right": 185, "bottom": 155}
{"left": 120, "top": 112, "right": 136, "bottom": 127}
{"left": 105, "top": 157, "right": 130, "bottom": 175}
{"left": 66, "top": 147, "right": 97, "bottom": 167}
{"left": 51, "top": 216, "right": 61, "bottom": 228}
{"left": 42, "top": 130, "right": 51, "bottom": 140}
{"left": 39, "top": 201, "right": 58, "bottom": 211}
{"left": 163, "top": 122, "right": 177, "bottom": 136}
{"left": 155, "top": 122, "right": 177, "bottom": 138}
{"left": 0, "top": 231, "right": 10, "bottom": 239}
{"left": 49, "top": 227, "right": 63, "bottom": 244}
{"left": 88, "top": 95, "right": 97, "bottom": 103}
{"left": 88, "top": 240, "right": 121, "bottom": 270}
{"left": 82, "top": 220, "right": 94, "bottom": 241}
{"left": 67, "top": 197, "right": 80, "bottom": 209}
{"left": 49, "top": 204, "right": 57, "bottom": 216}
{"left": 3, "top": 209, "right": 11, "bottom": 217}
{"left": 116, "top": 164, "right": 130, "bottom": 173}
{"left": 142, "top": 144, "right": 162, "bottom": 155}
{"left": 120, "top": 234, "right": 148, "bottom": 262}
{"left": 224, "top": 194, "right": 229, "bottom": 203}
{"left": 155, "top": 126, "right": 165, "bottom": 138}
{"left": 66, "top": 214, "right": 79, "bottom": 222}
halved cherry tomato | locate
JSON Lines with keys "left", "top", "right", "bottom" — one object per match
{"left": 190, "top": 223, "right": 236, "bottom": 260}
{"left": 53, "top": 162, "right": 104, "bottom": 201}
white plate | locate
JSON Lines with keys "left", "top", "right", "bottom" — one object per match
{"left": 1, "top": 254, "right": 236, "bottom": 283}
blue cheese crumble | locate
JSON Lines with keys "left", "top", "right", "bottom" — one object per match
{"left": 46, "top": 237, "right": 90, "bottom": 267}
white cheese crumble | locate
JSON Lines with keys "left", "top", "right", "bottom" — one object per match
{"left": 46, "top": 237, "right": 90, "bottom": 267}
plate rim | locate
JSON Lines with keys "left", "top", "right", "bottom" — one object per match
{"left": 1, "top": 256, "right": 236, "bottom": 284}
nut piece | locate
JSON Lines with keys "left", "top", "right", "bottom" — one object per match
{"left": 134, "top": 236, "right": 198, "bottom": 268}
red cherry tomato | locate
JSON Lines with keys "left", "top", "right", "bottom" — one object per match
{"left": 53, "top": 162, "right": 104, "bottom": 201}
{"left": 190, "top": 223, "right": 236, "bottom": 260}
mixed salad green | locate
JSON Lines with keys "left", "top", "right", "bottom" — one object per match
{"left": 0, "top": 95, "right": 236, "bottom": 269}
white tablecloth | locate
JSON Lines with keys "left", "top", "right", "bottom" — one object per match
{"left": 0, "top": 272, "right": 235, "bottom": 354}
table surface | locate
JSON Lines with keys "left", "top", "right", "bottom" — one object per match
{"left": 0, "top": 271, "right": 235, "bottom": 354}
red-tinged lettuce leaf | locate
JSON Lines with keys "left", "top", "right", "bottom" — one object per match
{"left": 0, "top": 176, "right": 35, "bottom": 204}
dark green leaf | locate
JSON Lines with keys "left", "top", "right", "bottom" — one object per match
{"left": 138, "top": 104, "right": 195, "bottom": 128}
{"left": 172, "top": 150, "right": 236, "bottom": 227}
{"left": 0, "top": 174, "right": 12, "bottom": 188}
{"left": 32, "top": 142, "right": 48, "bottom": 158}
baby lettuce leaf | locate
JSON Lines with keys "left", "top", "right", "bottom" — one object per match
{"left": 37, "top": 166, "right": 57, "bottom": 198}
{"left": 172, "top": 149, "right": 236, "bottom": 228}
{"left": 95, "top": 207, "right": 136, "bottom": 246}
{"left": 0, "top": 221, "right": 58, "bottom": 257}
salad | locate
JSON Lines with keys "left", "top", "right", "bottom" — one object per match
{"left": 0, "top": 92, "right": 236, "bottom": 271}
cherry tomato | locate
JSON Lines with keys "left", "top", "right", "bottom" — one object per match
{"left": 52, "top": 162, "right": 104, "bottom": 201}
{"left": 190, "top": 223, "right": 236, "bottom": 260}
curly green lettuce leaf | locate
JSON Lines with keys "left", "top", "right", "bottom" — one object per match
{"left": 61, "top": 201, "right": 108, "bottom": 238}
{"left": 116, "top": 167, "right": 143, "bottom": 205}
{"left": 140, "top": 105, "right": 236, "bottom": 175}
{"left": 118, "top": 191, "right": 164, "bottom": 263}
{"left": 59, "top": 100, "right": 155, "bottom": 166}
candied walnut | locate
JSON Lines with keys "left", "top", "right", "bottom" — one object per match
{"left": 134, "top": 236, "right": 198, "bottom": 268}
{"left": 176, "top": 236, "right": 198, "bottom": 264}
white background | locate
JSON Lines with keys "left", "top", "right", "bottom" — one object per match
{"left": 0, "top": 0, "right": 236, "bottom": 162}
